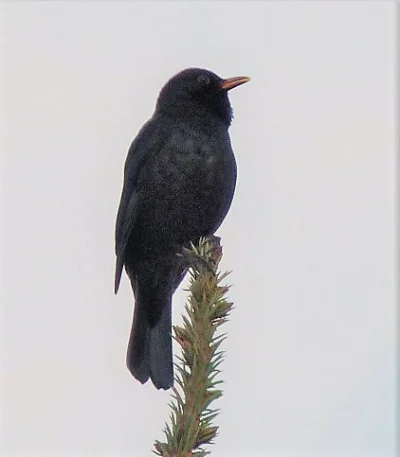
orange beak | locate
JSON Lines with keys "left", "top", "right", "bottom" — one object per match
{"left": 220, "top": 76, "right": 251, "bottom": 91}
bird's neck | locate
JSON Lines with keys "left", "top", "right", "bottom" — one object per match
{"left": 156, "top": 98, "right": 232, "bottom": 131}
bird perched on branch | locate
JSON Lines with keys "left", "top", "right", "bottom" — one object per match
{"left": 115, "top": 68, "right": 249, "bottom": 389}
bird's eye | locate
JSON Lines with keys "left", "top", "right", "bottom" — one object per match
{"left": 197, "top": 74, "right": 210, "bottom": 88}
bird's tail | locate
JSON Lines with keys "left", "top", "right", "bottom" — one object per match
{"left": 126, "top": 286, "right": 174, "bottom": 390}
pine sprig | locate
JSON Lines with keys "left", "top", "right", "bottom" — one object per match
{"left": 154, "top": 236, "right": 233, "bottom": 457}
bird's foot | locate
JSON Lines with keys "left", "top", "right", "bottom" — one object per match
{"left": 179, "top": 236, "right": 222, "bottom": 274}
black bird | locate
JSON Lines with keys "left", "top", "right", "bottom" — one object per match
{"left": 115, "top": 68, "right": 249, "bottom": 389}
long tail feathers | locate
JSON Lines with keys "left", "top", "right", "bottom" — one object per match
{"left": 126, "top": 301, "right": 151, "bottom": 384}
{"left": 148, "top": 300, "right": 173, "bottom": 389}
{"left": 127, "top": 293, "right": 173, "bottom": 390}
{"left": 125, "top": 255, "right": 186, "bottom": 390}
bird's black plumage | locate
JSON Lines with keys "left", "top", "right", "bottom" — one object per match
{"left": 115, "top": 68, "right": 249, "bottom": 389}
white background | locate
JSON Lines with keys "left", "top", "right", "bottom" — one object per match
{"left": 1, "top": 2, "right": 397, "bottom": 457}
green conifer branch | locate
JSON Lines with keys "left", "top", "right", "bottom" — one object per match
{"left": 154, "top": 236, "right": 233, "bottom": 457}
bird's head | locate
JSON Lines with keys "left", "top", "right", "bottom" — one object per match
{"left": 155, "top": 68, "right": 250, "bottom": 127}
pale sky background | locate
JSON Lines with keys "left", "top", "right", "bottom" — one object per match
{"left": 0, "top": 2, "right": 397, "bottom": 457}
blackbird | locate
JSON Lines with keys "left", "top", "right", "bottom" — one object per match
{"left": 115, "top": 68, "right": 249, "bottom": 389}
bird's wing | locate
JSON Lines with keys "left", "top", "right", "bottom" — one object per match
{"left": 114, "top": 119, "right": 160, "bottom": 294}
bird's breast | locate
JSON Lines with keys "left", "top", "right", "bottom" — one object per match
{"left": 134, "top": 128, "right": 236, "bottom": 250}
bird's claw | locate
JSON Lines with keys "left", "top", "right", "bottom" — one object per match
{"left": 179, "top": 236, "right": 222, "bottom": 274}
